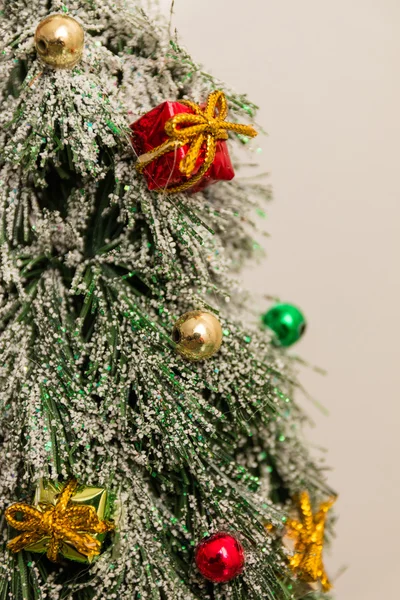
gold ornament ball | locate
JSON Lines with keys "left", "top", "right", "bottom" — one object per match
{"left": 35, "top": 14, "right": 84, "bottom": 70}
{"left": 172, "top": 311, "right": 223, "bottom": 361}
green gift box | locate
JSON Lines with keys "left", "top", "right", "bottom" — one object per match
{"left": 23, "top": 479, "right": 115, "bottom": 564}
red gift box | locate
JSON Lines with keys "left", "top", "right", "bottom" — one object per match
{"left": 130, "top": 100, "right": 235, "bottom": 193}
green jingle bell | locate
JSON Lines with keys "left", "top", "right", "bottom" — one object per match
{"left": 262, "top": 303, "right": 306, "bottom": 347}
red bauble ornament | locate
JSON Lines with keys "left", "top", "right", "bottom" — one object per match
{"left": 195, "top": 532, "right": 245, "bottom": 583}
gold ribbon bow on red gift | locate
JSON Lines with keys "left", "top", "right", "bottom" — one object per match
{"left": 136, "top": 90, "right": 258, "bottom": 194}
{"left": 5, "top": 478, "right": 114, "bottom": 562}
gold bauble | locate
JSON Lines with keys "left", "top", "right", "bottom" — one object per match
{"left": 34, "top": 14, "right": 84, "bottom": 70}
{"left": 172, "top": 311, "right": 223, "bottom": 361}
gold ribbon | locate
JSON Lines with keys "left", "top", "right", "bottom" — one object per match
{"left": 5, "top": 478, "right": 114, "bottom": 562}
{"left": 136, "top": 90, "right": 258, "bottom": 194}
{"left": 286, "top": 491, "right": 336, "bottom": 592}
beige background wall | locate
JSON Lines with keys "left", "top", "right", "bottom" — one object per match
{"left": 158, "top": 1, "right": 400, "bottom": 598}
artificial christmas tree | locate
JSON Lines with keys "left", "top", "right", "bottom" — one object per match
{"left": 0, "top": 1, "right": 337, "bottom": 599}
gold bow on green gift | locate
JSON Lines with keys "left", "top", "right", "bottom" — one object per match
{"left": 136, "top": 90, "right": 258, "bottom": 194}
{"left": 5, "top": 478, "right": 115, "bottom": 563}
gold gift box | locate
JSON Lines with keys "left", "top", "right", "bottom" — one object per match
{"left": 25, "top": 479, "right": 114, "bottom": 564}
